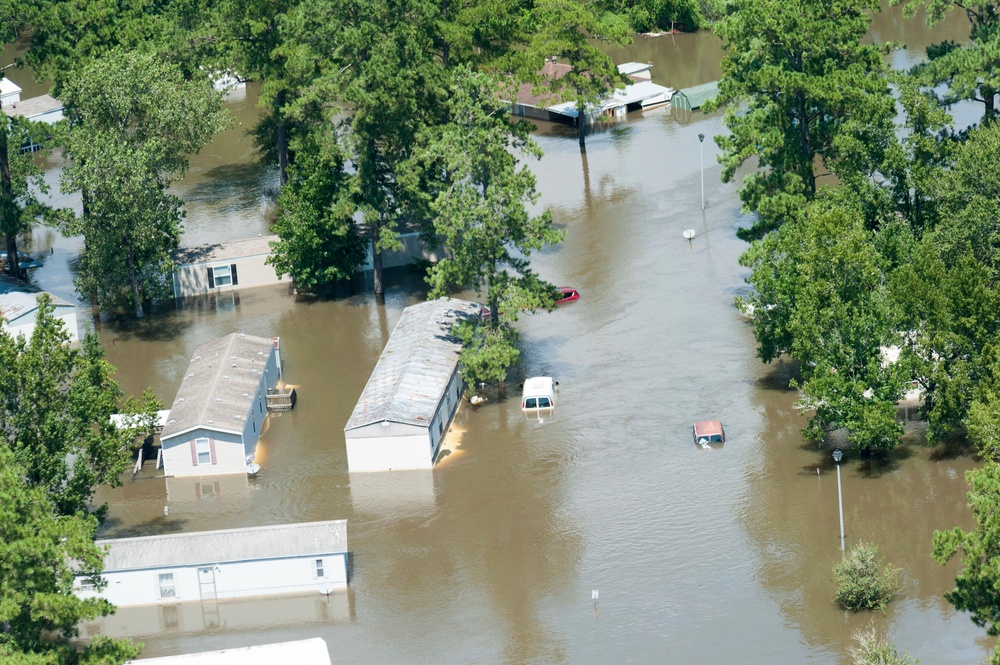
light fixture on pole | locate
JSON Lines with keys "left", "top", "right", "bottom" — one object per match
{"left": 698, "top": 133, "right": 705, "bottom": 211}
{"left": 833, "top": 448, "right": 845, "bottom": 554}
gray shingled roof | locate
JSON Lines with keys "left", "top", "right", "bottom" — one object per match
{"left": 345, "top": 298, "right": 480, "bottom": 431}
{"left": 173, "top": 235, "right": 278, "bottom": 267}
{"left": 160, "top": 333, "right": 275, "bottom": 440}
{"left": 98, "top": 520, "right": 348, "bottom": 571}
{"left": 2, "top": 94, "right": 63, "bottom": 119}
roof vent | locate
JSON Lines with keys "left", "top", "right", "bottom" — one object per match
{"left": 243, "top": 393, "right": 250, "bottom": 398}
{"left": 177, "top": 397, "right": 185, "bottom": 402}
{"left": 234, "top": 415, "right": 242, "bottom": 420}
{"left": 215, "top": 397, "right": 222, "bottom": 402}
{"left": 252, "top": 368, "right": 258, "bottom": 373}
{"left": 187, "top": 373, "right": 195, "bottom": 378}
{"left": 239, "top": 333, "right": 246, "bottom": 337}
{"left": 223, "top": 374, "right": 230, "bottom": 379}
{"left": 207, "top": 419, "right": 214, "bottom": 424}
{"left": 168, "top": 419, "right": 176, "bottom": 424}
{"left": 193, "top": 355, "right": 202, "bottom": 361}
{"left": 230, "top": 355, "right": 236, "bottom": 360}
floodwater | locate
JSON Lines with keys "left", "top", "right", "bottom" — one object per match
{"left": 6, "top": 6, "right": 995, "bottom": 663}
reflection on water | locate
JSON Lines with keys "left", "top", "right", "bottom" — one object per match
{"left": 2, "top": 9, "right": 991, "bottom": 663}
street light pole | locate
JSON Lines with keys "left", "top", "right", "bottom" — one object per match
{"left": 833, "top": 448, "right": 845, "bottom": 554}
{"left": 698, "top": 133, "right": 705, "bottom": 210}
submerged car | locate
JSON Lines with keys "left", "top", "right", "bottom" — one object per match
{"left": 555, "top": 287, "right": 580, "bottom": 304}
{"left": 693, "top": 420, "right": 725, "bottom": 448}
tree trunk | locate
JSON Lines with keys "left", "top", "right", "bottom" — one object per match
{"left": 984, "top": 85, "right": 997, "bottom": 124}
{"left": 126, "top": 242, "right": 145, "bottom": 319}
{"left": 577, "top": 103, "right": 587, "bottom": 152}
{"left": 276, "top": 91, "right": 289, "bottom": 188}
{"left": 372, "top": 237, "right": 384, "bottom": 301}
{"left": 797, "top": 91, "right": 815, "bottom": 195}
{"left": 441, "top": 0, "right": 449, "bottom": 68}
{"left": 0, "top": 121, "right": 19, "bottom": 279}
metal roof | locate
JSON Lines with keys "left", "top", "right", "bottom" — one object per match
{"left": 98, "top": 520, "right": 348, "bottom": 571}
{"left": 159, "top": 333, "right": 275, "bottom": 440}
{"left": 345, "top": 298, "right": 480, "bottom": 431}
{"left": 672, "top": 81, "right": 720, "bottom": 111}
{"left": 547, "top": 81, "right": 674, "bottom": 118}
{"left": 173, "top": 234, "right": 279, "bottom": 267}
{"left": 617, "top": 62, "right": 652, "bottom": 77}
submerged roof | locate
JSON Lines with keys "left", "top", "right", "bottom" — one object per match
{"left": 173, "top": 234, "right": 279, "bottom": 266}
{"left": 99, "top": 520, "right": 348, "bottom": 571}
{"left": 617, "top": 62, "right": 652, "bottom": 77}
{"left": 3, "top": 94, "right": 63, "bottom": 119}
{"left": 345, "top": 298, "right": 480, "bottom": 431}
{"left": 159, "top": 332, "right": 275, "bottom": 440}
{"left": 0, "top": 291, "right": 74, "bottom": 323}
{"left": 130, "top": 638, "right": 332, "bottom": 665}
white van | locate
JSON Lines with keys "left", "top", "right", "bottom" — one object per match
{"left": 522, "top": 377, "right": 557, "bottom": 412}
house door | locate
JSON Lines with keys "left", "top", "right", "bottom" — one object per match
{"left": 198, "top": 567, "right": 217, "bottom": 601}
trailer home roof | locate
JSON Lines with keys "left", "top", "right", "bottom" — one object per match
{"left": 345, "top": 298, "right": 480, "bottom": 431}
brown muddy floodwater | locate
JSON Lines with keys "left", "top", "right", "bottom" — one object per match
{"left": 7, "top": 7, "right": 993, "bottom": 663}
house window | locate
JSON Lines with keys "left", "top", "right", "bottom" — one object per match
{"left": 78, "top": 577, "right": 97, "bottom": 593}
{"left": 315, "top": 558, "right": 325, "bottom": 578}
{"left": 159, "top": 573, "right": 176, "bottom": 598}
{"left": 252, "top": 420, "right": 256, "bottom": 434}
{"left": 195, "top": 438, "right": 212, "bottom": 465}
{"left": 207, "top": 263, "right": 239, "bottom": 288}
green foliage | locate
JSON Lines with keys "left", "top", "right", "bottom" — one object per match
{"left": 409, "top": 66, "right": 562, "bottom": 384}
{"left": 741, "top": 193, "right": 907, "bottom": 450}
{"left": 60, "top": 49, "right": 229, "bottom": 317}
{"left": 268, "top": 133, "right": 367, "bottom": 289}
{"left": 0, "top": 298, "right": 151, "bottom": 664}
{"left": 453, "top": 319, "right": 522, "bottom": 387}
{"left": 595, "top": 0, "right": 706, "bottom": 31}
{"left": 0, "top": 295, "right": 160, "bottom": 518}
{"left": 711, "top": 0, "right": 894, "bottom": 240}
{"left": 0, "top": 446, "right": 141, "bottom": 664}
{"left": 0, "top": 114, "right": 55, "bottom": 278}
{"left": 849, "top": 625, "right": 919, "bottom": 665}
{"left": 934, "top": 461, "right": 1000, "bottom": 663}
{"left": 834, "top": 542, "right": 900, "bottom": 612}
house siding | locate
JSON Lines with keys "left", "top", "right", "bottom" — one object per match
{"left": 173, "top": 254, "right": 280, "bottom": 299}
{"left": 345, "top": 432, "right": 433, "bottom": 472}
{"left": 80, "top": 554, "right": 348, "bottom": 607}
{"left": 161, "top": 429, "right": 245, "bottom": 477}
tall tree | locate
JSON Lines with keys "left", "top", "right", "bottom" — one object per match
{"left": 0, "top": 114, "right": 51, "bottom": 279}
{"left": 410, "top": 67, "right": 563, "bottom": 384}
{"left": 0, "top": 295, "right": 160, "bottom": 518}
{"left": 527, "top": 0, "right": 630, "bottom": 150}
{"left": 711, "top": 0, "right": 895, "bottom": 241}
{"left": 0, "top": 446, "right": 140, "bottom": 664}
{"left": 60, "top": 49, "right": 228, "bottom": 317}
{"left": 740, "top": 192, "right": 908, "bottom": 451}
{"left": 934, "top": 460, "right": 1000, "bottom": 665}
{"left": 267, "top": 131, "right": 367, "bottom": 289}
{"left": 895, "top": 0, "right": 1000, "bottom": 123}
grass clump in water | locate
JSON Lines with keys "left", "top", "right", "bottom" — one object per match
{"left": 834, "top": 542, "right": 900, "bottom": 612}
{"left": 849, "top": 625, "right": 918, "bottom": 664}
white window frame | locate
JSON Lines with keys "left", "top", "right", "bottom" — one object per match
{"left": 315, "top": 558, "right": 325, "bottom": 578}
{"left": 212, "top": 264, "right": 233, "bottom": 287}
{"left": 195, "top": 437, "right": 212, "bottom": 465}
{"left": 159, "top": 572, "right": 176, "bottom": 598}
{"left": 78, "top": 577, "right": 98, "bottom": 593}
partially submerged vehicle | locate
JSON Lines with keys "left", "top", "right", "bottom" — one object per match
{"left": 693, "top": 420, "right": 725, "bottom": 448}
{"left": 522, "top": 376, "right": 557, "bottom": 420}
{"left": 555, "top": 287, "right": 580, "bottom": 304}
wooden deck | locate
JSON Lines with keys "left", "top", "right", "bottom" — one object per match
{"left": 267, "top": 388, "right": 297, "bottom": 412}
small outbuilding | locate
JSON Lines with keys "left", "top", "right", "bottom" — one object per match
{"left": 0, "top": 291, "right": 79, "bottom": 344}
{"left": 159, "top": 333, "right": 281, "bottom": 477}
{"left": 172, "top": 235, "right": 282, "bottom": 299}
{"left": 344, "top": 298, "right": 481, "bottom": 473}
{"left": 77, "top": 520, "right": 348, "bottom": 607}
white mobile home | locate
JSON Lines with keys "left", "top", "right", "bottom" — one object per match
{"left": 77, "top": 520, "right": 348, "bottom": 608}
{"left": 172, "top": 235, "right": 282, "bottom": 298}
{"left": 159, "top": 333, "right": 281, "bottom": 477}
{"left": 344, "top": 298, "right": 481, "bottom": 472}
{"left": 0, "top": 291, "right": 79, "bottom": 344}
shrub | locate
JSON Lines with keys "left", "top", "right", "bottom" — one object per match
{"left": 834, "top": 542, "right": 900, "bottom": 611}
{"left": 849, "top": 625, "right": 918, "bottom": 665}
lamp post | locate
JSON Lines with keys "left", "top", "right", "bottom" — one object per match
{"left": 833, "top": 448, "right": 845, "bottom": 554}
{"left": 698, "top": 133, "right": 705, "bottom": 210}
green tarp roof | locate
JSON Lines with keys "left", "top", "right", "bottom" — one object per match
{"left": 672, "top": 81, "right": 719, "bottom": 111}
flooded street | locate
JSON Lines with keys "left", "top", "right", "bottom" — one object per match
{"left": 4, "top": 7, "right": 993, "bottom": 663}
